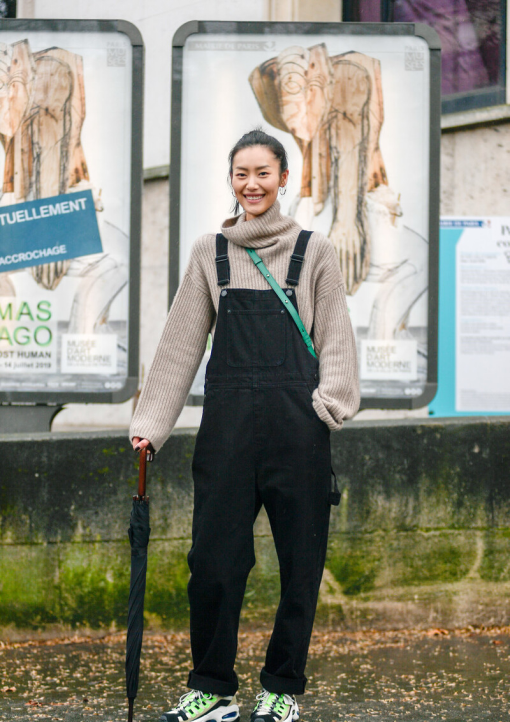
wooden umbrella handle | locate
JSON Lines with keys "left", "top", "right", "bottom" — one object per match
{"left": 136, "top": 446, "right": 153, "bottom": 500}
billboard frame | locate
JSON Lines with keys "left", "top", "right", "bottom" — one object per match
{"left": 170, "top": 20, "right": 440, "bottom": 410}
{"left": 0, "top": 18, "right": 143, "bottom": 407}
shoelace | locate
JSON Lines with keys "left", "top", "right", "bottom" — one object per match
{"left": 255, "top": 691, "right": 294, "bottom": 717}
{"left": 170, "top": 690, "right": 212, "bottom": 714}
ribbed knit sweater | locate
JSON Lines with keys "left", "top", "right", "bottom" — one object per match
{"left": 130, "top": 201, "right": 360, "bottom": 451}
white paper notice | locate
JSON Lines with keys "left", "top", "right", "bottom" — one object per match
{"left": 456, "top": 218, "right": 510, "bottom": 411}
{"left": 360, "top": 339, "right": 418, "bottom": 381}
{"left": 61, "top": 334, "right": 117, "bottom": 375}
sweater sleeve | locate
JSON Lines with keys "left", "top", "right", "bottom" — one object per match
{"left": 311, "top": 282, "right": 360, "bottom": 431}
{"left": 129, "top": 260, "right": 215, "bottom": 451}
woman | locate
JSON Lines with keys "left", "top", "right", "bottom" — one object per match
{"left": 130, "top": 129, "right": 359, "bottom": 722}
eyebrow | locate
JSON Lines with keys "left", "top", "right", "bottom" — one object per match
{"left": 234, "top": 165, "right": 271, "bottom": 171}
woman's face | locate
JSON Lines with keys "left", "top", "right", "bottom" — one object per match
{"left": 231, "top": 145, "right": 289, "bottom": 221}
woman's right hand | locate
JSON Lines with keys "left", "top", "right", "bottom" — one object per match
{"left": 132, "top": 437, "right": 153, "bottom": 453}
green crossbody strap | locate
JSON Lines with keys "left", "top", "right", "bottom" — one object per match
{"left": 245, "top": 247, "right": 317, "bottom": 359}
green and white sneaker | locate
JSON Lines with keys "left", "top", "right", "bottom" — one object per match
{"left": 250, "top": 690, "right": 299, "bottom": 722}
{"left": 159, "top": 690, "right": 240, "bottom": 722}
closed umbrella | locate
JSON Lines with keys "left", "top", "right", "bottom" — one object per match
{"left": 126, "top": 446, "right": 153, "bottom": 722}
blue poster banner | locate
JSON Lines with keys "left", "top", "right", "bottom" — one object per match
{"left": 0, "top": 189, "right": 102, "bottom": 272}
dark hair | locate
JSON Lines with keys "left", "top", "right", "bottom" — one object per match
{"left": 228, "top": 129, "right": 288, "bottom": 215}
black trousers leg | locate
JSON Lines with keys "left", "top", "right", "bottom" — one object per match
{"left": 257, "top": 386, "right": 332, "bottom": 696}
{"left": 188, "top": 388, "right": 259, "bottom": 697}
{"left": 187, "top": 385, "right": 331, "bottom": 697}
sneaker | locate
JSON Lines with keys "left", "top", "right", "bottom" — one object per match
{"left": 250, "top": 690, "right": 299, "bottom": 722}
{"left": 160, "top": 690, "right": 240, "bottom": 722}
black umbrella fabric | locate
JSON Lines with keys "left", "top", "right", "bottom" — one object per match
{"left": 126, "top": 446, "right": 153, "bottom": 722}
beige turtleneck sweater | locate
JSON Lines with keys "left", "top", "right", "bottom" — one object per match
{"left": 130, "top": 201, "right": 359, "bottom": 451}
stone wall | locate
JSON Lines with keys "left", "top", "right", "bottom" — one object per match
{"left": 1, "top": 417, "right": 510, "bottom": 633}
{"left": 441, "top": 121, "right": 510, "bottom": 216}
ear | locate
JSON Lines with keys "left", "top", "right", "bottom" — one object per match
{"left": 280, "top": 169, "right": 290, "bottom": 187}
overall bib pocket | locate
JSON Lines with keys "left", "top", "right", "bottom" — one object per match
{"left": 227, "top": 309, "right": 287, "bottom": 367}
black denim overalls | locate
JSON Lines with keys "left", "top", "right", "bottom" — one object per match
{"left": 187, "top": 231, "right": 332, "bottom": 697}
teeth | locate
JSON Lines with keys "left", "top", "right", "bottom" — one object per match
{"left": 246, "top": 195, "right": 263, "bottom": 200}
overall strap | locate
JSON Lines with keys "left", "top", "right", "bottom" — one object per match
{"left": 286, "top": 230, "right": 313, "bottom": 286}
{"left": 215, "top": 233, "right": 230, "bottom": 286}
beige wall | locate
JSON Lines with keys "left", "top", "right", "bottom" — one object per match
{"left": 267, "top": 0, "right": 341, "bottom": 21}
{"left": 441, "top": 123, "right": 510, "bottom": 216}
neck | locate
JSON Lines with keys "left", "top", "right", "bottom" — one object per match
{"left": 221, "top": 200, "right": 302, "bottom": 249}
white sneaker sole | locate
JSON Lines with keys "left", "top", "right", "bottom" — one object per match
{"left": 195, "top": 705, "right": 240, "bottom": 722}
{"left": 220, "top": 707, "right": 240, "bottom": 722}
{"left": 160, "top": 704, "right": 240, "bottom": 722}
{"left": 289, "top": 702, "right": 299, "bottom": 722}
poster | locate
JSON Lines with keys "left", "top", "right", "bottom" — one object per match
{"left": 430, "top": 218, "right": 510, "bottom": 417}
{"left": 172, "top": 23, "right": 439, "bottom": 407}
{"left": 0, "top": 23, "right": 140, "bottom": 402}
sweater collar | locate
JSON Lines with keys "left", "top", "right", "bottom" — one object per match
{"left": 220, "top": 200, "right": 300, "bottom": 249}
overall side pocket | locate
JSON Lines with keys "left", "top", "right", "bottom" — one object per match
{"left": 329, "top": 467, "right": 341, "bottom": 506}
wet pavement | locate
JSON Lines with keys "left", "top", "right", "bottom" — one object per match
{"left": 1, "top": 627, "right": 510, "bottom": 721}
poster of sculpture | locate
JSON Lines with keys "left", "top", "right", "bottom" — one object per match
{"left": 0, "top": 29, "right": 133, "bottom": 395}
{"left": 178, "top": 30, "right": 434, "bottom": 401}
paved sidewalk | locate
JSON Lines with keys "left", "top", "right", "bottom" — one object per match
{"left": 1, "top": 627, "right": 510, "bottom": 721}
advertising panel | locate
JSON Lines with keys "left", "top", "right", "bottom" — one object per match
{"left": 170, "top": 21, "right": 440, "bottom": 409}
{"left": 430, "top": 218, "right": 510, "bottom": 417}
{"left": 0, "top": 20, "right": 143, "bottom": 404}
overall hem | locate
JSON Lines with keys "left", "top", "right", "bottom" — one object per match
{"left": 187, "top": 670, "right": 239, "bottom": 697}
{"left": 260, "top": 668, "right": 307, "bottom": 696}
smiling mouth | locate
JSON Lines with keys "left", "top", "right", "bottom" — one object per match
{"left": 244, "top": 194, "right": 265, "bottom": 202}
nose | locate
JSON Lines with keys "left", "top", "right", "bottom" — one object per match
{"left": 246, "top": 175, "right": 259, "bottom": 190}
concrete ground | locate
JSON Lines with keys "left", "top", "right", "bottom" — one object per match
{"left": 1, "top": 627, "right": 510, "bottom": 721}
